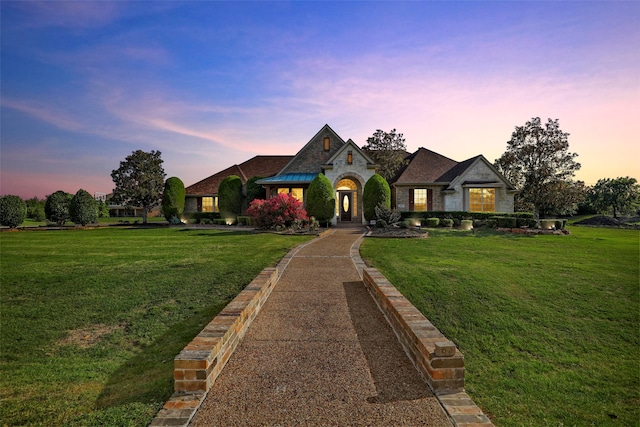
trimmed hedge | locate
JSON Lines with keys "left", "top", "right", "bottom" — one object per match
{"left": 363, "top": 174, "right": 391, "bottom": 221}
{"left": 162, "top": 177, "right": 186, "bottom": 221}
{"left": 218, "top": 175, "right": 243, "bottom": 220}
{"left": 424, "top": 217, "right": 440, "bottom": 228}
{"left": 306, "top": 173, "right": 335, "bottom": 222}
{"left": 440, "top": 218, "right": 454, "bottom": 227}
{"left": 182, "top": 212, "right": 221, "bottom": 224}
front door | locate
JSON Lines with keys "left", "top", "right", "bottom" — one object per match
{"left": 339, "top": 191, "right": 352, "bottom": 222}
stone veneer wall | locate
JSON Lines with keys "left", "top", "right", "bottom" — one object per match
{"left": 173, "top": 268, "right": 278, "bottom": 393}
{"left": 362, "top": 268, "right": 464, "bottom": 393}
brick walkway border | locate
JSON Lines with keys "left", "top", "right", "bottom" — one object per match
{"left": 150, "top": 229, "right": 494, "bottom": 426}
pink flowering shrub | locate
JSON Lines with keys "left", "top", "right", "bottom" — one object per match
{"left": 247, "top": 193, "right": 309, "bottom": 229}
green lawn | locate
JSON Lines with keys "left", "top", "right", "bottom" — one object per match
{"left": 360, "top": 226, "right": 639, "bottom": 426}
{"left": 0, "top": 227, "right": 312, "bottom": 426}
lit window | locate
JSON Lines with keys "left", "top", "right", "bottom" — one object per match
{"left": 202, "top": 197, "right": 214, "bottom": 212}
{"left": 278, "top": 187, "right": 304, "bottom": 202}
{"left": 469, "top": 188, "right": 495, "bottom": 212}
{"left": 291, "top": 188, "right": 303, "bottom": 201}
{"left": 324, "top": 137, "right": 330, "bottom": 151}
{"left": 347, "top": 150, "right": 353, "bottom": 164}
{"left": 414, "top": 189, "right": 427, "bottom": 211}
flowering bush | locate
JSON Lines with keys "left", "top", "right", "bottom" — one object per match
{"left": 247, "top": 193, "right": 309, "bottom": 230}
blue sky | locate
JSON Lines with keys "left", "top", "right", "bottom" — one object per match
{"left": 1, "top": 1, "right": 638, "bottom": 199}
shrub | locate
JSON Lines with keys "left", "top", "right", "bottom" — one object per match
{"left": 440, "top": 218, "right": 454, "bottom": 227}
{"left": 363, "top": 174, "right": 391, "bottom": 221}
{"left": 374, "top": 203, "right": 401, "bottom": 226}
{"left": 70, "top": 189, "right": 98, "bottom": 225}
{"left": 376, "top": 219, "right": 387, "bottom": 229}
{"left": 460, "top": 219, "right": 473, "bottom": 230}
{"left": 237, "top": 216, "right": 252, "bottom": 226}
{"left": 486, "top": 219, "right": 498, "bottom": 228}
{"left": 494, "top": 217, "right": 517, "bottom": 228}
{"left": 245, "top": 176, "right": 266, "bottom": 205}
{"left": 247, "top": 193, "right": 308, "bottom": 230}
{"left": 45, "top": 191, "right": 72, "bottom": 225}
{"left": 25, "top": 197, "right": 46, "bottom": 221}
{"left": 424, "top": 217, "right": 440, "bottom": 228}
{"left": 306, "top": 173, "right": 335, "bottom": 223}
{"left": 162, "top": 177, "right": 186, "bottom": 221}
{"left": 0, "top": 195, "right": 26, "bottom": 228}
{"left": 218, "top": 175, "right": 243, "bottom": 220}
{"left": 555, "top": 219, "right": 567, "bottom": 230}
{"left": 516, "top": 218, "right": 528, "bottom": 228}
{"left": 527, "top": 219, "right": 539, "bottom": 229}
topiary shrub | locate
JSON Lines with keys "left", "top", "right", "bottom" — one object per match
{"left": 70, "top": 189, "right": 98, "bottom": 225}
{"left": 162, "top": 177, "right": 185, "bottom": 221}
{"left": 424, "top": 217, "right": 440, "bottom": 228}
{"left": 218, "top": 175, "right": 243, "bottom": 221}
{"left": 0, "top": 195, "right": 26, "bottom": 228}
{"left": 306, "top": 173, "right": 335, "bottom": 224}
{"left": 45, "top": 191, "right": 72, "bottom": 225}
{"left": 363, "top": 174, "right": 391, "bottom": 222}
{"left": 440, "top": 218, "right": 454, "bottom": 227}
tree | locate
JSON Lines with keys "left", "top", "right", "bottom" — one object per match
{"left": 111, "top": 150, "right": 165, "bottom": 224}
{"left": 70, "top": 189, "right": 98, "bottom": 226}
{"left": 246, "top": 176, "right": 266, "bottom": 205}
{"left": 589, "top": 177, "right": 639, "bottom": 218}
{"left": 362, "top": 129, "right": 409, "bottom": 181}
{"left": 218, "top": 175, "right": 243, "bottom": 220}
{"left": 494, "top": 117, "right": 581, "bottom": 218}
{"left": 25, "top": 197, "right": 46, "bottom": 221}
{"left": 45, "top": 191, "right": 72, "bottom": 225}
{"left": 306, "top": 173, "right": 335, "bottom": 224}
{"left": 162, "top": 177, "right": 186, "bottom": 221}
{"left": 363, "top": 173, "right": 391, "bottom": 221}
{"left": 0, "top": 195, "right": 26, "bottom": 228}
{"left": 97, "top": 200, "right": 110, "bottom": 218}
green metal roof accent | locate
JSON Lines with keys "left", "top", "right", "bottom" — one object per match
{"left": 256, "top": 173, "right": 318, "bottom": 185}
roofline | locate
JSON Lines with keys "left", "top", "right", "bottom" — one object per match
{"left": 275, "top": 124, "right": 346, "bottom": 176}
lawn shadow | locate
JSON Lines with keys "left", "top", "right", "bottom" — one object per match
{"left": 342, "top": 280, "right": 433, "bottom": 403}
{"left": 95, "top": 301, "right": 227, "bottom": 409}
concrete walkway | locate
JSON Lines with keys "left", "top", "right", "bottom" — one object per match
{"left": 190, "top": 227, "right": 453, "bottom": 426}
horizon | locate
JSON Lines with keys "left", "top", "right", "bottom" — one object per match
{"left": 2, "top": 1, "right": 638, "bottom": 200}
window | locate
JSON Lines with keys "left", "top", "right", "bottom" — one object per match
{"left": 469, "top": 188, "right": 495, "bottom": 212}
{"left": 413, "top": 189, "right": 427, "bottom": 211}
{"left": 278, "top": 187, "right": 304, "bottom": 202}
{"left": 347, "top": 150, "right": 353, "bottom": 165}
{"left": 202, "top": 197, "right": 214, "bottom": 212}
{"left": 323, "top": 137, "right": 330, "bottom": 151}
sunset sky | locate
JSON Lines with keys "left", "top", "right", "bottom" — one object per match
{"left": 1, "top": 1, "right": 638, "bottom": 199}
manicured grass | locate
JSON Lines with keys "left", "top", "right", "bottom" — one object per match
{"left": 0, "top": 227, "right": 312, "bottom": 426}
{"left": 360, "top": 226, "right": 639, "bottom": 426}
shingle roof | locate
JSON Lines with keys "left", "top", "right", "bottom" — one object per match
{"left": 391, "top": 148, "right": 459, "bottom": 184}
{"left": 185, "top": 155, "right": 293, "bottom": 195}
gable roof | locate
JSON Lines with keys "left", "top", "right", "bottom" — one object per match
{"left": 185, "top": 155, "right": 293, "bottom": 195}
{"left": 444, "top": 155, "right": 518, "bottom": 192}
{"left": 278, "top": 124, "right": 345, "bottom": 175}
{"left": 323, "top": 138, "right": 378, "bottom": 169}
{"left": 391, "top": 147, "right": 459, "bottom": 184}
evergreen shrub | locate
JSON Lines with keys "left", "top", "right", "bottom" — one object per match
{"left": 424, "top": 218, "right": 440, "bottom": 228}
{"left": 363, "top": 174, "right": 391, "bottom": 221}
{"left": 218, "top": 175, "right": 243, "bottom": 220}
{"left": 45, "top": 191, "right": 72, "bottom": 225}
{"left": 306, "top": 173, "right": 335, "bottom": 223}
{"left": 0, "top": 195, "right": 26, "bottom": 228}
{"left": 440, "top": 218, "right": 454, "bottom": 227}
{"left": 162, "top": 177, "right": 186, "bottom": 221}
{"left": 70, "top": 189, "right": 98, "bottom": 225}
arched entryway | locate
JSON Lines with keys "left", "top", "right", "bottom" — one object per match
{"left": 336, "top": 178, "right": 359, "bottom": 223}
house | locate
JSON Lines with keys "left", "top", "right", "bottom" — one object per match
{"left": 184, "top": 124, "right": 517, "bottom": 224}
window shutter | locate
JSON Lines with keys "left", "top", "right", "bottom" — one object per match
{"left": 427, "top": 189, "right": 433, "bottom": 211}
{"left": 409, "top": 189, "right": 414, "bottom": 211}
